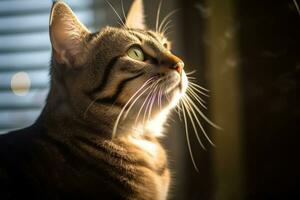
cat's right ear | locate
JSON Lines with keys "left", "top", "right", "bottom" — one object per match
{"left": 49, "top": 1, "right": 90, "bottom": 67}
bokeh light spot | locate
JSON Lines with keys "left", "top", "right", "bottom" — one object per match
{"left": 11, "top": 72, "right": 31, "bottom": 96}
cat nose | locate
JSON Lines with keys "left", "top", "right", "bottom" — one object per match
{"left": 172, "top": 61, "right": 184, "bottom": 74}
{"left": 161, "top": 54, "right": 184, "bottom": 74}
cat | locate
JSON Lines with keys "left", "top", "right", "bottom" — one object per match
{"left": 0, "top": 0, "right": 189, "bottom": 199}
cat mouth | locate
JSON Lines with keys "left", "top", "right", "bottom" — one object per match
{"left": 138, "top": 72, "right": 184, "bottom": 108}
{"left": 163, "top": 74, "right": 182, "bottom": 94}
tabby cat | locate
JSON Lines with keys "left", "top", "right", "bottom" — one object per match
{"left": 0, "top": 0, "right": 188, "bottom": 199}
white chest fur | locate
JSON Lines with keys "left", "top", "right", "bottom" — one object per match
{"left": 127, "top": 136, "right": 170, "bottom": 200}
{"left": 129, "top": 136, "right": 158, "bottom": 157}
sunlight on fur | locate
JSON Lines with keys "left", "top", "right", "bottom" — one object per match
{"left": 0, "top": 1, "right": 220, "bottom": 199}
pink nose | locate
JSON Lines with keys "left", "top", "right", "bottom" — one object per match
{"left": 172, "top": 61, "right": 184, "bottom": 74}
{"left": 161, "top": 53, "right": 184, "bottom": 75}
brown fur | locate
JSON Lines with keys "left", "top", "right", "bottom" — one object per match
{"left": 0, "top": 1, "right": 187, "bottom": 199}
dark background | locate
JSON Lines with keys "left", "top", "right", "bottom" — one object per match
{"left": 167, "top": 0, "right": 300, "bottom": 199}
{"left": 142, "top": 0, "right": 300, "bottom": 199}
{"left": 237, "top": 1, "right": 299, "bottom": 199}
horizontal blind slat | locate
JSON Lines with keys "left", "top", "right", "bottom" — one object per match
{"left": 0, "top": 32, "right": 50, "bottom": 52}
{"left": 0, "top": 51, "right": 50, "bottom": 69}
{"left": 0, "top": 110, "right": 41, "bottom": 129}
{"left": 0, "top": 11, "right": 94, "bottom": 34}
{"left": 0, "top": 70, "right": 49, "bottom": 90}
{"left": 0, "top": 89, "right": 48, "bottom": 109}
{"left": 0, "top": 0, "right": 94, "bottom": 15}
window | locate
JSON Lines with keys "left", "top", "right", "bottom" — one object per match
{"left": 0, "top": 0, "right": 106, "bottom": 134}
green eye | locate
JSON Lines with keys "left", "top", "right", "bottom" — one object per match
{"left": 127, "top": 46, "right": 144, "bottom": 61}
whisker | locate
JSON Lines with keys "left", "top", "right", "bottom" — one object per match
{"left": 158, "top": 85, "right": 163, "bottom": 110}
{"left": 187, "top": 87, "right": 207, "bottom": 106}
{"left": 182, "top": 98, "right": 207, "bottom": 150}
{"left": 159, "top": 9, "right": 179, "bottom": 34}
{"left": 187, "top": 76, "right": 197, "bottom": 80}
{"left": 164, "top": 30, "right": 174, "bottom": 38}
{"left": 134, "top": 83, "right": 156, "bottom": 126}
{"left": 123, "top": 84, "right": 152, "bottom": 120}
{"left": 105, "top": 0, "right": 127, "bottom": 28}
{"left": 83, "top": 98, "right": 98, "bottom": 119}
{"left": 186, "top": 70, "right": 197, "bottom": 75}
{"left": 123, "top": 79, "right": 158, "bottom": 119}
{"left": 117, "top": 21, "right": 124, "bottom": 27}
{"left": 112, "top": 77, "right": 155, "bottom": 138}
{"left": 185, "top": 95, "right": 221, "bottom": 130}
{"left": 143, "top": 79, "right": 161, "bottom": 126}
{"left": 293, "top": 0, "right": 300, "bottom": 17}
{"left": 184, "top": 96, "right": 216, "bottom": 147}
{"left": 189, "top": 83, "right": 210, "bottom": 97}
{"left": 121, "top": 0, "right": 127, "bottom": 24}
{"left": 162, "top": 23, "right": 174, "bottom": 37}
{"left": 147, "top": 81, "right": 161, "bottom": 122}
{"left": 189, "top": 82, "right": 210, "bottom": 92}
{"left": 161, "top": 19, "right": 173, "bottom": 35}
{"left": 156, "top": 0, "right": 163, "bottom": 32}
{"left": 134, "top": 79, "right": 161, "bottom": 125}
{"left": 180, "top": 102, "right": 199, "bottom": 172}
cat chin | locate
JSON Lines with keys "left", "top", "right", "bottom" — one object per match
{"left": 168, "top": 89, "right": 183, "bottom": 108}
{"left": 166, "top": 72, "right": 188, "bottom": 107}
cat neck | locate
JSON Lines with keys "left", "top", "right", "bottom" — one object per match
{"left": 37, "top": 80, "right": 111, "bottom": 139}
{"left": 129, "top": 108, "right": 171, "bottom": 138}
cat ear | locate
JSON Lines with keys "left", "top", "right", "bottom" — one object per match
{"left": 126, "top": 0, "right": 146, "bottom": 29}
{"left": 49, "top": 1, "right": 90, "bottom": 67}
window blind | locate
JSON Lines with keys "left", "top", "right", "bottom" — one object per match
{"left": 0, "top": 0, "right": 105, "bottom": 134}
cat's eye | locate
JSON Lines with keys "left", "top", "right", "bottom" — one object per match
{"left": 127, "top": 46, "right": 145, "bottom": 61}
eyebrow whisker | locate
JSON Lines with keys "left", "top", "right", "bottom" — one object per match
{"left": 156, "top": 0, "right": 164, "bottom": 32}
{"left": 105, "top": 0, "right": 128, "bottom": 29}
{"left": 159, "top": 9, "right": 179, "bottom": 34}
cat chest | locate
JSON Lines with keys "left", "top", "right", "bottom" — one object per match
{"left": 126, "top": 137, "right": 170, "bottom": 200}
{"left": 51, "top": 137, "right": 170, "bottom": 199}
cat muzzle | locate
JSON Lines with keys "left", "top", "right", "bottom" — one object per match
{"left": 172, "top": 61, "right": 184, "bottom": 74}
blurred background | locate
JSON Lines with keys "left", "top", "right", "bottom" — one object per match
{"left": 0, "top": 0, "right": 299, "bottom": 199}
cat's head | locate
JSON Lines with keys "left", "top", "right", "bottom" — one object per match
{"left": 48, "top": 0, "right": 188, "bottom": 137}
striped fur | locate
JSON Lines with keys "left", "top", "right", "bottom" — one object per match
{"left": 0, "top": 1, "right": 187, "bottom": 199}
